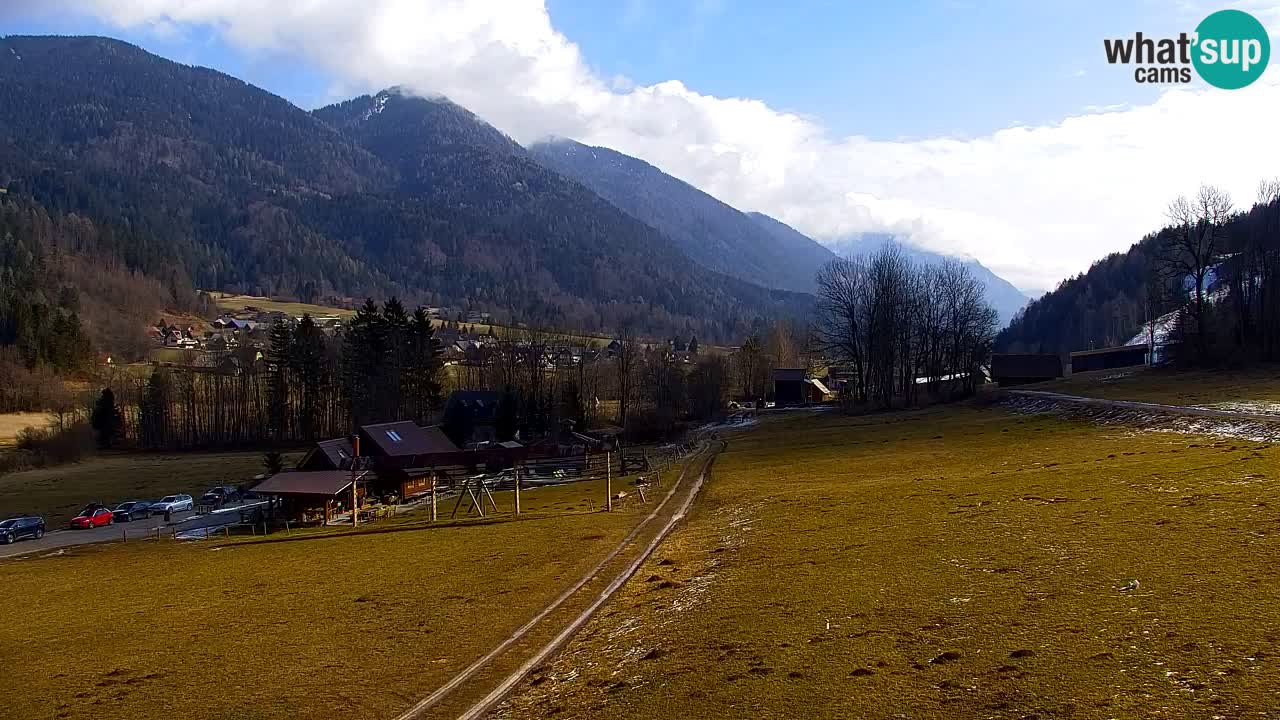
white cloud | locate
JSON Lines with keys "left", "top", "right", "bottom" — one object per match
{"left": 16, "top": 0, "right": 1280, "bottom": 290}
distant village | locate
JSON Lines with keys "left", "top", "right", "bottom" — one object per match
{"left": 147, "top": 304, "right": 707, "bottom": 376}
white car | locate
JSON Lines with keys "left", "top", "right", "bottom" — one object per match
{"left": 150, "top": 494, "right": 194, "bottom": 514}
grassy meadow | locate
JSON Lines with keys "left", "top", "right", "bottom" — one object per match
{"left": 0, "top": 460, "right": 680, "bottom": 719}
{"left": 500, "top": 403, "right": 1280, "bottom": 719}
{"left": 0, "top": 411, "right": 54, "bottom": 446}
{"left": 0, "top": 451, "right": 272, "bottom": 527}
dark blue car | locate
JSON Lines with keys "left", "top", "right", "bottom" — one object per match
{"left": 0, "top": 516, "right": 45, "bottom": 544}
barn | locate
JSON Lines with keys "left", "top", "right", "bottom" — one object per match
{"left": 989, "top": 353, "right": 1064, "bottom": 387}
{"left": 1070, "top": 345, "right": 1148, "bottom": 373}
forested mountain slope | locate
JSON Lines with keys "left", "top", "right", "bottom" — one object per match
{"left": 995, "top": 195, "right": 1280, "bottom": 359}
{"left": 529, "top": 139, "right": 837, "bottom": 293}
{"left": 0, "top": 36, "right": 809, "bottom": 341}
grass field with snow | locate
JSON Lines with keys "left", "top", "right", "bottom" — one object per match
{"left": 501, "top": 402, "right": 1280, "bottom": 719}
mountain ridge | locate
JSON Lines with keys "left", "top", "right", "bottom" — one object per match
{"left": 0, "top": 35, "right": 810, "bottom": 341}
{"left": 528, "top": 138, "right": 836, "bottom": 293}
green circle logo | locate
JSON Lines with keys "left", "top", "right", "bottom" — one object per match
{"left": 1193, "top": 9, "right": 1270, "bottom": 89}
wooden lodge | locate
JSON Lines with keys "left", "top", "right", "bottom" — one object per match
{"left": 255, "top": 420, "right": 533, "bottom": 523}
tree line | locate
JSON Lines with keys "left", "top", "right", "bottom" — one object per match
{"left": 998, "top": 180, "right": 1280, "bottom": 367}
{"left": 812, "top": 243, "right": 998, "bottom": 409}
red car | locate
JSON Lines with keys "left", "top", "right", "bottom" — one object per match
{"left": 70, "top": 506, "right": 113, "bottom": 529}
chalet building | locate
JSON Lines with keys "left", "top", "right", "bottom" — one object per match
{"left": 1069, "top": 345, "right": 1148, "bottom": 373}
{"left": 250, "top": 469, "right": 369, "bottom": 525}
{"left": 989, "top": 353, "right": 1065, "bottom": 386}
{"left": 772, "top": 368, "right": 830, "bottom": 406}
{"left": 256, "top": 419, "right": 530, "bottom": 523}
{"left": 444, "top": 390, "right": 503, "bottom": 445}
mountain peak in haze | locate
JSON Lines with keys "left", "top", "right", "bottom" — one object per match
{"left": 824, "top": 233, "right": 1030, "bottom": 327}
{"left": 528, "top": 138, "right": 836, "bottom": 293}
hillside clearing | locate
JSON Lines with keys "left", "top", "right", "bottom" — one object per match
{"left": 499, "top": 403, "right": 1280, "bottom": 719}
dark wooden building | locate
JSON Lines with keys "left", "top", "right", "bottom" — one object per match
{"left": 1070, "top": 345, "right": 1147, "bottom": 373}
{"left": 251, "top": 469, "right": 368, "bottom": 524}
{"left": 989, "top": 353, "right": 1064, "bottom": 387}
{"left": 262, "top": 419, "right": 534, "bottom": 519}
{"left": 772, "top": 368, "right": 829, "bottom": 406}
{"left": 443, "top": 390, "right": 503, "bottom": 444}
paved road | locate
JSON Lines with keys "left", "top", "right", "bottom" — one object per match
{"left": 0, "top": 511, "right": 193, "bottom": 560}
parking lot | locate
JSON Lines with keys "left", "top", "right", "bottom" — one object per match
{"left": 0, "top": 496, "right": 272, "bottom": 560}
{"left": 0, "top": 510, "right": 194, "bottom": 559}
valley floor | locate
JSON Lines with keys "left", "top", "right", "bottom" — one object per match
{"left": 498, "top": 403, "right": 1280, "bottom": 719}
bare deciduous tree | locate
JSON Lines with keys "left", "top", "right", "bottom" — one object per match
{"left": 1161, "top": 185, "right": 1234, "bottom": 360}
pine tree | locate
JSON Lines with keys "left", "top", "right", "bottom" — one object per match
{"left": 688, "top": 335, "right": 699, "bottom": 355}
{"left": 342, "top": 298, "right": 385, "bottom": 428}
{"left": 139, "top": 370, "right": 171, "bottom": 449}
{"left": 381, "top": 297, "right": 410, "bottom": 422}
{"left": 90, "top": 387, "right": 121, "bottom": 448}
{"left": 292, "top": 314, "right": 327, "bottom": 440}
{"left": 405, "top": 307, "right": 444, "bottom": 424}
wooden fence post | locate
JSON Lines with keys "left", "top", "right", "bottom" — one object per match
{"left": 514, "top": 465, "right": 521, "bottom": 517}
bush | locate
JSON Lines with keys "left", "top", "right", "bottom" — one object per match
{"left": 7, "top": 419, "right": 95, "bottom": 471}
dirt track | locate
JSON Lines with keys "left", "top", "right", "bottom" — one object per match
{"left": 394, "top": 441, "right": 722, "bottom": 720}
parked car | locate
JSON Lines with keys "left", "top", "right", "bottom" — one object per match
{"left": 150, "top": 494, "right": 194, "bottom": 514}
{"left": 0, "top": 516, "right": 45, "bottom": 544}
{"left": 70, "top": 506, "right": 113, "bottom": 529}
{"left": 199, "top": 486, "right": 240, "bottom": 507}
{"left": 111, "top": 501, "right": 152, "bottom": 522}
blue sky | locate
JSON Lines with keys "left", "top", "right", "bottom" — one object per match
{"left": 6, "top": 0, "right": 1196, "bottom": 139}
{"left": 3, "top": 0, "right": 1278, "bottom": 291}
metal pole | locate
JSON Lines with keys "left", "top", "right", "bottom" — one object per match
{"left": 514, "top": 466, "right": 521, "bottom": 516}
{"left": 430, "top": 478, "right": 438, "bottom": 522}
{"left": 606, "top": 450, "right": 612, "bottom": 512}
{"left": 352, "top": 434, "right": 360, "bottom": 529}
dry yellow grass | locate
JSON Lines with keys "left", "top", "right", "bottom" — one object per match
{"left": 0, "top": 451, "right": 273, "bottom": 527}
{"left": 0, "top": 411, "right": 51, "bottom": 446}
{"left": 0, "top": 464, "right": 679, "bottom": 720}
{"left": 1037, "top": 364, "right": 1280, "bottom": 408}
{"left": 500, "top": 403, "right": 1280, "bottom": 719}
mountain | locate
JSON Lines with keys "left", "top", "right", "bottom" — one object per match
{"left": 0, "top": 36, "right": 809, "bottom": 341}
{"left": 825, "top": 233, "right": 1030, "bottom": 327}
{"left": 528, "top": 138, "right": 836, "bottom": 293}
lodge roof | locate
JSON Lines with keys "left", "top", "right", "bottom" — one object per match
{"left": 772, "top": 368, "right": 808, "bottom": 382}
{"left": 252, "top": 470, "right": 364, "bottom": 496}
{"left": 360, "top": 421, "right": 459, "bottom": 457}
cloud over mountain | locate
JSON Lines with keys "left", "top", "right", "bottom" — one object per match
{"left": 20, "top": 0, "right": 1280, "bottom": 290}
